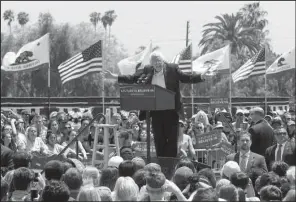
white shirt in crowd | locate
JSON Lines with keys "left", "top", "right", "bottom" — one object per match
{"left": 25, "top": 137, "right": 46, "bottom": 153}
{"left": 275, "top": 141, "right": 287, "bottom": 161}
{"left": 151, "top": 69, "right": 166, "bottom": 89}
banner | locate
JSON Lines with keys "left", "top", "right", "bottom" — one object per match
{"left": 1, "top": 34, "right": 50, "bottom": 72}
{"left": 210, "top": 98, "right": 229, "bottom": 108}
{"left": 266, "top": 47, "right": 295, "bottom": 76}
{"left": 195, "top": 131, "right": 220, "bottom": 149}
{"left": 192, "top": 45, "right": 230, "bottom": 75}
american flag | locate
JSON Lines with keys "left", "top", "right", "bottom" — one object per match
{"left": 58, "top": 41, "right": 102, "bottom": 84}
{"left": 232, "top": 47, "right": 265, "bottom": 83}
{"left": 171, "top": 44, "right": 192, "bottom": 73}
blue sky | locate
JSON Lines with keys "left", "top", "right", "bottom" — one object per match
{"left": 1, "top": 1, "right": 295, "bottom": 61}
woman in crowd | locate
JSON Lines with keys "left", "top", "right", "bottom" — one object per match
{"left": 112, "top": 176, "right": 139, "bottom": 201}
{"left": 190, "top": 122, "right": 205, "bottom": 148}
{"left": 48, "top": 119, "right": 65, "bottom": 145}
{"left": 62, "top": 130, "right": 87, "bottom": 160}
{"left": 194, "top": 110, "right": 210, "bottom": 132}
{"left": 233, "top": 109, "right": 249, "bottom": 132}
{"left": 131, "top": 122, "right": 141, "bottom": 143}
{"left": 177, "top": 120, "right": 197, "bottom": 160}
{"left": 77, "top": 186, "right": 101, "bottom": 201}
{"left": 78, "top": 118, "right": 92, "bottom": 154}
{"left": 43, "top": 130, "right": 67, "bottom": 157}
{"left": 1, "top": 125, "right": 17, "bottom": 152}
{"left": 82, "top": 166, "right": 101, "bottom": 187}
{"left": 11, "top": 118, "right": 26, "bottom": 136}
{"left": 25, "top": 125, "right": 47, "bottom": 154}
{"left": 32, "top": 114, "right": 48, "bottom": 143}
{"left": 212, "top": 122, "right": 230, "bottom": 147}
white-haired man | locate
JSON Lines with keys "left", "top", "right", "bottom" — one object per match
{"left": 103, "top": 51, "right": 210, "bottom": 157}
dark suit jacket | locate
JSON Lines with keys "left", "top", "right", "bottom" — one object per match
{"left": 118, "top": 63, "right": 204, "bottom": 120}
{"left": 1, "top": 144, "right": 14, "bottom": 176}
{"left": 248, "top": 119, "right": 275, "bottom": 156}
{"left": 226, "top": 151, "right": 268, "bottom": 176}
{"left": 265, "top": 141, "right": 296, "bottom": 171}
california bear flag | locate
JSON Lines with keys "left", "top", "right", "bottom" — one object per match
{"left": 1, "top": 34, "right": 50, "bottom": 72}
{"left": 266, "top": 47, "right": 295, "bottom": 76}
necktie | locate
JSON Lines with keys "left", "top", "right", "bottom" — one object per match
{"left": 276, "top": 144, "right": 282, "bottom": 161}
{"left": 240, "top": 154, "right": 248, "bottom": 172}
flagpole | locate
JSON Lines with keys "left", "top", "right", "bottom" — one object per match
{"left": 47, "top": 33, "right": 51, "bottom": 118}
{"left": 102, "top": 40, "right": 105, "bottom": 114}
{"left": 264, "top": 43, "right": 267, "bottom": 114}
{"left": 228, "top": 43, "right": 232, "bottom": 115}
{"left": 191, "top": 45, "right": 194, "bottom": 117}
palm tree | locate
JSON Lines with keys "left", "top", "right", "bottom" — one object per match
{"left": 103, "top": 10, "right": 117, "bottom": 46}
{"left": 89, "top": 12, "right": 100, "bottom": 32}
{"left": 239, "top": 2, "right": 269, "bottom": 47}
{"left": 17, "top": 12, "right": 29, "bottom": 29}
{"left": 239, "top": 2, "right": 268, "bottom": 30}
{"left": 3, "top": 10, "right": 14, "bottom": 34}
{"left": 199, "top": 13, "right": 260, "bottom": 56}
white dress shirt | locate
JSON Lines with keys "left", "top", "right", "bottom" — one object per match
{"left": 151, "top": 69, "right": 166, "bottom": 89}
{"left": 239, "top": 150, "right": 251, "bottom": 168}
{"left": 275, "top": 141, "right": 287, "bottom": 161}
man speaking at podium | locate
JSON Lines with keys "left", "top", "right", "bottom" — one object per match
{"left": 103, "top": 51, "right": 209, "bottom": 158}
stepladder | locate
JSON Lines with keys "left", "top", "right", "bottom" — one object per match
{"left": 91, "top": 124, "right": 120, "bottom": 168}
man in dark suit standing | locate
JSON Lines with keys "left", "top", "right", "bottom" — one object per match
{"left": 226, "top": 132, "right": 268, "bottom": 176}
{"left": 0, "top": 144, "right": 14, "bottom": 176}
{"left": 103, "top": 51, "right": 209, "bottom": 157}
{"left": 265, "top": 127, "right": 296, "bottom": 170}
{"left": 248, "top": 107, "right": 275, "bottom": 156}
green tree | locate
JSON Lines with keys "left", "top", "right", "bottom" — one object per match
{"left": 199, "top": 13, "right": 260, "bottom": 56}
{"left": 102, "top": 10, "right": 117, "bottom": 46}
{"left": 239, "top": 2, "right": 270, "bottom": 48}
{"left": 3, "top": 9, "right": 14, "bottom": 34}
{"left": 89, "top": 12, "right": 101, "bottom": 32}
{"left": 17, "top": 12, "right": 29, "bottom": 29}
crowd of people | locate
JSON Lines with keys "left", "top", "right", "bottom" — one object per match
{"left": 1, "top": 106, "right": 295, "bottom": 201}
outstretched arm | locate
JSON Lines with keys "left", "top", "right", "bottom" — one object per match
{"left": 176, "top": 66, "right": 204, "bottom": 83}
{"left": 102, "top": 69, "right": 143, "bottom": 84}
{"left": 175, "top": 64, "right": 212, "bottom": 83}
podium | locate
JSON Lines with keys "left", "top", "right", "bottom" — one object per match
{"left": 120, "top": 84, "right": 175, "bottom": 162}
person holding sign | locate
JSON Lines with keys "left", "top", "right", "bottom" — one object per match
{"left": 177, "top": 120, "right": 197, "bottom": 160}
{"left": 103, "top": 51, "right": 210, "bottom": 157}
{"left": 212, "top": 122, "right": 230, "bottom": 148}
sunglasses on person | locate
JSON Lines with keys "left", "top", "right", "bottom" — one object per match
{"left": 275, "top": 132, "right": 287, "bottom": 136}
{"left": 237, "top": 113, "right": 243, "bottom": 116}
